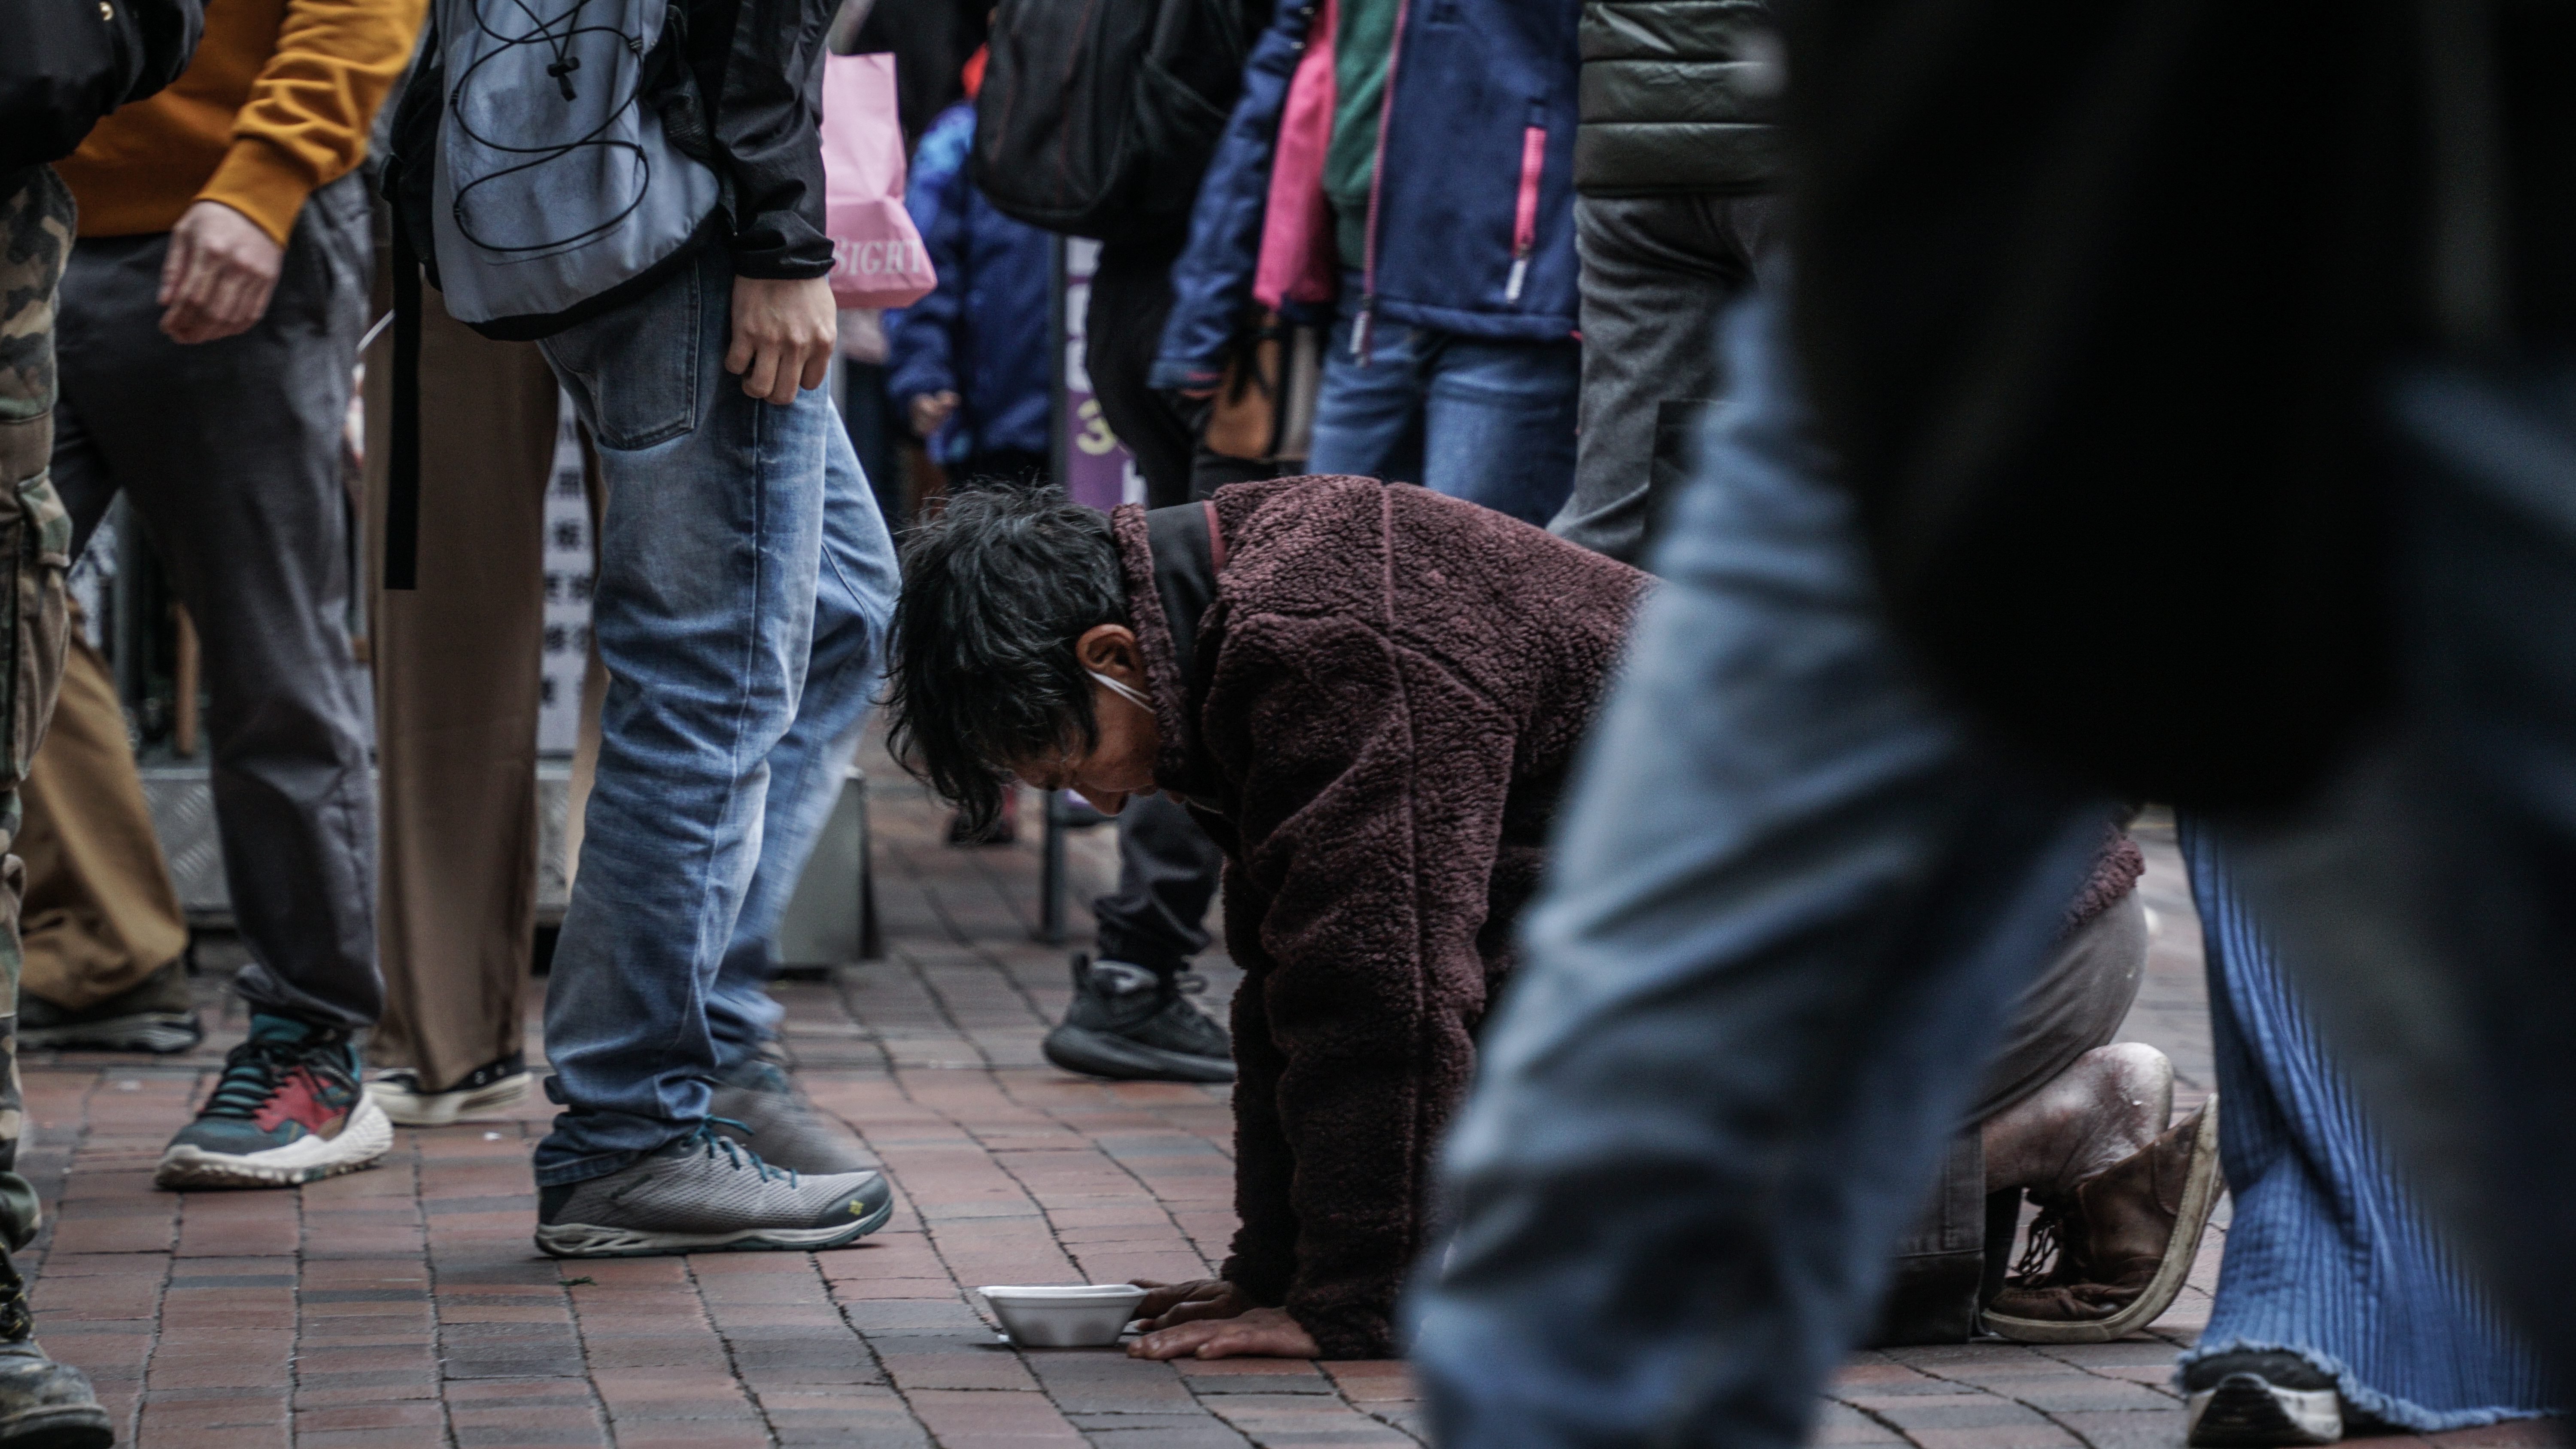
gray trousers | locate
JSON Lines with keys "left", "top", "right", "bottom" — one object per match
{"left": 1548, "top": 192, "right": 1775, "bottom": 566}
{"left": 48, "top": 173, "right": 380, "bottom": 1031}
{"left": 1092, "top": 791, "right": 1226, "bottom": 976}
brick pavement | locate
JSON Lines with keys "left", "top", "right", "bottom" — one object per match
{"left": 8, "top": 772, "right": 2548, "bottom": 1448}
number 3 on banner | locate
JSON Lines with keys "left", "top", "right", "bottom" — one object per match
{"left": 1075, "top": 399, "right": 1122, "bottom": 457}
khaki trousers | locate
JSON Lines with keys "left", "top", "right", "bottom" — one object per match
{"left": 362, "top": 285, "right": 600, "bottom": 1091}
{"left": 17, "top": 630, "right": 187, "bottom": 1010}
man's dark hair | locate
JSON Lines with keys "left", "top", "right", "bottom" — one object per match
{"left": 884, "top": 485, "right": 1132, "bottom": 831}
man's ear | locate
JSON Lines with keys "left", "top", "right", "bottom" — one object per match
{"left": 1075, "top": 624, "right": 1144, "bottom": 679}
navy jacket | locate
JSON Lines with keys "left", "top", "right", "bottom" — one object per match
{"left": 887, "top": 102, "right": 1053, "bottom": 463}
{"left": 1152, "top": 0, "right": 1582, "bottom": 390}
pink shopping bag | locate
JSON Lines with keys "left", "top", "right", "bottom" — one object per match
{"left": 822, "top": 53, "right": 938, "bottom": 309}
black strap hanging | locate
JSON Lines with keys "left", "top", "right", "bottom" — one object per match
{"left": 385, "top": 223, "right": 423, "bottom": 590}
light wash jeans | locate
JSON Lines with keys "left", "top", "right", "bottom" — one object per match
{"left": 1412, "top": 291, "right": 2106, "bottom": 1447}
{"left": 531, "top": 248, "right": 898, "bottom": 1186}
{"left": 1417, "top": 288, "right": 2576, "bottom": 1443}
{"left": 1307, "top": 285, "right": 1581, "bottom": 526}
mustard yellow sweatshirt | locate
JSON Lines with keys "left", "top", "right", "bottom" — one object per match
{"left": 55, "top": 0, "right": 427, "bottom": 246}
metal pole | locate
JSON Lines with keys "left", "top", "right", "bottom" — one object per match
{"left": 1038, "top": 791, "right": 1069, "bottom": 945}
{"left": 1033, "top": 234, "right": 1072, "bottom": 943}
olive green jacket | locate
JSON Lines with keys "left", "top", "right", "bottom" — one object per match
{"left": 1575, "top": 0, "right": 1780, "bottom": 197}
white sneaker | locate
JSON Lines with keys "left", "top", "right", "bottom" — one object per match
{"left": 366, "top": 1054, "right": 532, "bottom": 1127}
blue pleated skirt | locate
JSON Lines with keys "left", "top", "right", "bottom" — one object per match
{"left": 2178, "top": 821, "right": 2560, "bottom": 1429}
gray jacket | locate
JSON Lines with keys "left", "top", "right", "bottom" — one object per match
{"left": 1574, "top": 0, "right": 1780, "bottom": 197}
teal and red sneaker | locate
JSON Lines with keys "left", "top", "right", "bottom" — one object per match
{"left": 154, "top": 1013, "right": 394, "bottom": 1189}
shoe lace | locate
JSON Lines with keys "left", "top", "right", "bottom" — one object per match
{"left": 692, "top": 1119, "right": 798, "bottom": 1186}
{"left": 202, "top": 1037, "right": 342, "bottom": 1119}
{"left": 1173, "top": 973, "right": 1208, "bottom": 997}
{"left": 2009, "top": 1204, "right": 2067, "bottom": 1286}
{"left": 0, "top": 1249, "right": 25, "bottom": 1343}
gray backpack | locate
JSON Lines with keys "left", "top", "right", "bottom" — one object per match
{"left": 422, "top": 0, "right": 725, "bottom": 338}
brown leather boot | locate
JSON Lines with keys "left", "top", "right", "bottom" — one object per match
{"left": 1984, "top": 1097, "right": 2224, "bottom": 1343}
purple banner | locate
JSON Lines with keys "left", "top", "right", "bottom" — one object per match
{"left": 1057, "top": 238, "right": 1143, "bottom": 512}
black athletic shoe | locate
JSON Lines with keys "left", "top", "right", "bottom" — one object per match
{"left": 2185, "top": 1351, "right": 2343, "bottom": 1446}
{"left": 0, "top": 1243, "right": 109, "bottom": 1449}
{"left": 19, "top": 959, "right": 201, "bottom": 1054}
{"left": 1042, "top": 956, "right": 1233, "bottom": 1084}
{"left": 367, "top": 1052, "right": 532, "bottom": 1127}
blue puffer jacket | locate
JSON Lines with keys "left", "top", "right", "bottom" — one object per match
{"left": 887, "top": 102, "right": 1053, "bottom": 464}
{"left": 1151, "top": 0, "right": 1582, "bottom": 391}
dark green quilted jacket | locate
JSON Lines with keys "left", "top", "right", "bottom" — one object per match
{"left": 1575, "top": 0, "right": 1780, "bottom": 197}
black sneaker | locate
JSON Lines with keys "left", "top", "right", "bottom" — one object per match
{"left": 154, "top": 1013, "right": 392, "bottom": 1190}
{"left": 1042, "top": 956, "right": 1233, "bottom": 1084}
{"left": 0, "top": 1242, "right": 109, "bottom": 1449}
{"left": 19, "top": 958, "right": 201, "bottom": 1054}
{"left": 367, "top": 1052, "right": 532, "bottom": 1127}
{"left": 2185, "top": 1350, "right": 2343, "bottom": 1446}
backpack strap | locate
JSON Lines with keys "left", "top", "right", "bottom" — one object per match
{"left": 384, "top": 224, "right": 422, "bottom": 591}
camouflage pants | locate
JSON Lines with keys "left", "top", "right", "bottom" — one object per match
{"left": 0, "top": 169, "right": 80, "bottom": 1250}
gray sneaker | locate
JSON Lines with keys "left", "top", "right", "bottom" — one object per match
{"left": 709, "top": 1058, "right": 876, "bottom": 1174}
{"left": 20, "top": 958, "right": 202, "bottom": 1055}
{"left": 534, "top": 1122, "right": 893, "bottom": 1258}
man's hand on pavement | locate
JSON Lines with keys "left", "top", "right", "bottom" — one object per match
{"left": 1130, "top": 1279, "right": 1249, "bottom": 1330}
{"left": 1128, "top": 1305, "right": 1320, "bottom": 1361}
{"left": 726, "top": 275, "right": 837, "bottom": 406}
{"left": 158, "top": 201, "right": 285, "bottom": 345}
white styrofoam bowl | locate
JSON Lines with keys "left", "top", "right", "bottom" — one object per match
{"left": 977, "top": 1283, "right": 1150, "bottom": 1348}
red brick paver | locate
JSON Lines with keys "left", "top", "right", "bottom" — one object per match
{"left": 7, "top": 772, "right": 2480, "bottom": 1448}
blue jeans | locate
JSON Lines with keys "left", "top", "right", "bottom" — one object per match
{"left": 1306, "top": 295, "right": 1580, "bottom": 526}
{"left": 1411, "top": 292, "right": 2106, "bottom": 1447}
{"left": 2178, "top": 823, "right": 2555, "bottom": 1430}
{"left": 1418, "top": 294, "right": 2576, "bottom": 1442}
{"left": 531, "top": 249, "right": 898, "bottom": 1186}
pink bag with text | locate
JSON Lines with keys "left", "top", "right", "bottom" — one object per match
{"left": 822, "top": 53, "right": 938, "bottom": 309}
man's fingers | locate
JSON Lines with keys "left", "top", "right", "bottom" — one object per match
{"left": 1136, "top": 1289, "right": 1194, "bottom": 1317}
{"left": 208, "top": 271, "right": 258, "bottom": 330}
{"left": 159, "top": 291, "right": 213, "bottom": 343}
{"left": 764, "top": 346, "right": 808, "bottom": 405}
{"left": 1127, "top": 1321, "right": 1221, "bottom": 1361}
{"left": 1156, "top": 1297, "right": 1240, "bottom": 1328}
{"left": 158, "top": 233, "right": 195, "bottom": 306}
{"left": 169, "top": 252, "right": 218, "bottom": 315}
{"left": 740, "top": 345, "right": 782, "bottom": 401}
{"left": 1191, "top": 1327, "right": 1258, "bottom": 1360}
{"left": 1135, "top": 1280, "right": 1221, "bottom": 1315}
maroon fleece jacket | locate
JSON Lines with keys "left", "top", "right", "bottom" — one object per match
{"left": 1112, "top": 477, "right": 1650, "bottom": 1358}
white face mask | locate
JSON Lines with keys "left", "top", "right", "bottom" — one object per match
{"left": 1089, "top": 669, "right": 1152, "bottom": 712}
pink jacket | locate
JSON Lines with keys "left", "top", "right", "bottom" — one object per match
{"left": 1251, "top": 0, "right": 1338, "bottom": 309}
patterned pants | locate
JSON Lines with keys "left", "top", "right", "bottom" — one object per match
{"left": 0, "top": 167, "right": 81, "bottom": 1249}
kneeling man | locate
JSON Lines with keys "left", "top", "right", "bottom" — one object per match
{"left": 890, "top": 477, "right": 1646, "bottom": 1359}
{"left": 885, "top": 480, "right": 2203, "bottom": 1361}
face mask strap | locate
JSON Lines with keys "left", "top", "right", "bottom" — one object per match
{"left": 1088, "top": 669, "right": 1153, "bottom": 712}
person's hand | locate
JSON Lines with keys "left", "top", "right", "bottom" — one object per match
{"left": 158, "top": 201, "right": 284, "bottom": 344}
{"left": 726, "top": 275, "right": 837, "bottom": 405}
{"left": 1130, "top": 1278, "right": 1249, "bottom": 1331}
{"left": 909, "top": 389, "right": 959, "bottom": 438}
{"left": 1129, "top": 1305, "right": 1320, "bottom": 1361}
